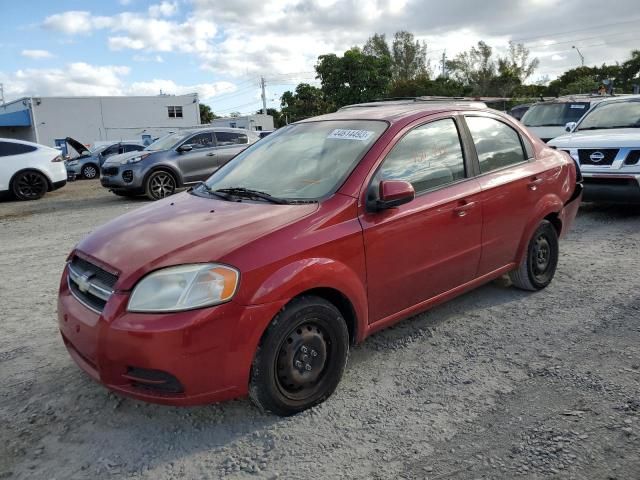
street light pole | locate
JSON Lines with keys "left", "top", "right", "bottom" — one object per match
{"left": 572, "top": 46, "right": 585, "bottom": 67}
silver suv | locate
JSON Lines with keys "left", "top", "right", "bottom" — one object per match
{"left": 548, "top": 96, "right": 640, "bottom": 203}
{"left": 100, "top": 127, "right": 258, "bottom": 200}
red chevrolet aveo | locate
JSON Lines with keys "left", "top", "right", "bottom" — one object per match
{"left": 58, "top": 101, "right": 582, "bottom": 416}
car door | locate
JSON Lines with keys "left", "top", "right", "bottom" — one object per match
{"left": 213, "top": 131, "right": 250, "bottom": 168}
{"left": 360, "top": 116, "right": 483, "bottom": 324}
{"left": 462, "top": 114, "right": 552, "bottom": 275}
{"left": 176, "top": 132, "right": 217, "bottom": 183}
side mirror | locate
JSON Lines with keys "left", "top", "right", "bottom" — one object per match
{"left": 565, "top": 122, "right": 577, "bottom": 133}
{"left": 376, "top": 180, "right": 415, "bottom": 210}
{"left": 177, "top": 144, "right": 193, "bottom": 152}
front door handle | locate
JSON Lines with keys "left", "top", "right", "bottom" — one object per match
{"left": 206, "top": 152, "right": 216, "bottom": 157}
{"left": 528, "top": 177, "right": 544, "bottom": 190}
{"left": 453, "top": 201, "right": 477, "bottom": 217}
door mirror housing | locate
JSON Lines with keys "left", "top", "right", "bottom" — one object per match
{"left": 376, "top": 180, "right": 415, "bottom": 210}
{"left": 177, "top": 144, "right": 193, "bottom": 152}
{"left": 565, "top": 122, "right": 577, "bottom": 133}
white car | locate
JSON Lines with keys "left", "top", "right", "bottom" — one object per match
{"left": 548, "top": 96, "right": 640, "bottom": 203}
{"left": 0, "top": 138, "right": 67, "bottom": 200}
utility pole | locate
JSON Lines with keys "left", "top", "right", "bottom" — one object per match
{"left": 572, "top": 46, "right": 585, "bottom": 67}
{"left": 260, "top": 76, "right": 267, "bottom": 115}
{"left": 441, "top": 52, "right": 447, "bottom": 78}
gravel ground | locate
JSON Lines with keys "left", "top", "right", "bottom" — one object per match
{"left": 1, "top": 180, "right": 639, "bottom": 480}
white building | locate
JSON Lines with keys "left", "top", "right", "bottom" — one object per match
{"left": 210, "top": 114, "right": 274, "bottom": 132}
{"left": 0, "top": 94, "right": 200, "bottom": 151}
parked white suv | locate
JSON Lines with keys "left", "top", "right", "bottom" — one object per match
{"left": 548, "top": 96, "right": 640, "bottom": 203}
{"left": 0, "top": 138, "right": 67, "bottom": 200}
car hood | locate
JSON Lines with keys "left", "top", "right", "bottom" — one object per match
{"left": 75, "top": 192, "right": 318, "bottom": 290}
{"left": 549, "top": 128, "right": 640, "bottom": 148}
{"left": 102, "top": 150, "right": 149, "bottom": 166}
{"left": 66, "top": 136, "right": 90, "bottom": 156}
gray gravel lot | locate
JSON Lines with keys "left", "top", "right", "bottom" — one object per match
{"left": 1, "top": 180, "right": 639, "bottom": 480}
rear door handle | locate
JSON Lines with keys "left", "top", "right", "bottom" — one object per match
{"left": 528, "top": 177, "right": 544, "bottom": 190}
{"left": 453, "top": 201, "right": 477, "bottom": 217}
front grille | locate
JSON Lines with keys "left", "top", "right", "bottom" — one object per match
{"left": 578, "top": 149, "right": 618, "bottom": 166}
{"left": 624, "top": 150, "right": 640, "bottom": 165}
{"left": 122, "top": 170, "right": 133, "bottom": 183}
{"left": 101, "top": 166, "right": 119, "bottom": 176}
{"left": 68, "top": 256, "right": 118, "bottom": 313}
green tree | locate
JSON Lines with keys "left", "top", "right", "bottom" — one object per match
{"left": 199, "top": 103, "right": 219, "bottom": 123}
{"left": 363, "top": 33, "right": 390, "bottom": 59}
{"left": 280, "top": 83, "right": 330, "bottom": 123}
{"left": 315, "top": 47, "right": 392, "bottom": 108}
{"left": 391, "top": 30, "right": 429, "bottom": 81}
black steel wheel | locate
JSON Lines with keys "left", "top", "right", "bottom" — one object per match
{"left": 81, "top": 163, "right": 99, "bottom": 179}
{"left": 145, "top": 170, "right": 176, "bottom": 200}
{"left": 510, "top": 220, "right": 559, "bottom": 291}
{"left": 249, "top": 296, "right": 349, "bottom": 416}
{"left": 11, "top": 170, "right": 48, "bottom": 201}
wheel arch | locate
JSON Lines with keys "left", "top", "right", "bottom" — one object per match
{"left": 9, "top": 168, "right": 53, "bottom": 192}
{"left": 515, "top": 194, "right": 563, "bottom": 265}
{"left": 142, "top": 164, "right": 184, "bottom": 188}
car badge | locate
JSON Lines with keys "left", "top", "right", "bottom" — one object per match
{"left": 589, "top": 151, "right": 605, "bottom": 163}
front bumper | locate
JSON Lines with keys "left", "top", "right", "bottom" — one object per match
{"left": 57, "top": 265, "right": 286, "bottom": 405}
{"left": 100, "top": 163, "right": 146, "bottom": 191}
{"left": 581, "top": 173, "right": 640, "bottom": 204}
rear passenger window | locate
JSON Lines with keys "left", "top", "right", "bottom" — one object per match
{"left": 215, "top": 131, "right": 248, "bottom": 146}
{"left": 0, "top": 141, "right": 37, "bottom": 156}
{"left": 466, "top": 117, "right": 527, "bottom": 173}
{"left": 378, "top": 118, "right": 465, "bottom": 193}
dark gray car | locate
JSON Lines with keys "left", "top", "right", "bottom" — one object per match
{"left": 100, "top": 127, "right": 258, "bottom": 200}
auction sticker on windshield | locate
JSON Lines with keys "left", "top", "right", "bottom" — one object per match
{"left": 327, "top": 129, "right": 374, "bottom": 141}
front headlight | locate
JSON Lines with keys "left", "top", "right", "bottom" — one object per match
{"left": 121, "top": 153, "right": 150, "bottom": 165}
{"left": 66, "top": 160, "right": 79, "bottom": 166}
{"left": 128, "top": 263, "right": 239, "bottom": 312}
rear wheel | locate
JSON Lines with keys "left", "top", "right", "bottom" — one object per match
{"left": 510, "top": 219, "right": 559, "bottom": 291}
{"left": 81, "top": 163, "right": 99, "bottom": 179}
{"left": 249, "top": 296, "right": 349, "bottom": 416}
{"left": 145, "top": 170, "right": 176, "bottom": 200}
{"left": 11, "top": 171, "right": 48, "bottom": 201}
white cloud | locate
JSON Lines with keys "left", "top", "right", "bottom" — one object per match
{"left": 148, "top": 1, "right": 179, "bottom": 18}
{"left": 21, "top": 49, "right": 54, "bottom": 59}
{"left": 42, "top": 11, "right": 113, "bottom": 35}
{"left": 0, "top": 63, "right": 237, "bottom": 101}
{"left": 551, "top": 54, "right": 566, "bottom": 61}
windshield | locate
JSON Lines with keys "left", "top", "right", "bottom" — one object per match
{"left": 144, "top": 132, "right": 184, "bottom": 151}
{"left": 203, "top": 120, "right": 387, "bottom": 200}
{"left": 90, "top": 144, "right": 108, "bottom": 153}
{"left": 577, "top": 101, "right": 640, "bottom": 130}
{"left": 522, "top": 102, "right": 590, "bottom": 127}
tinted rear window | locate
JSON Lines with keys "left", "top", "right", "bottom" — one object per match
{"left": 522, "top": 103, "right": 589, "bottom": 127}
{"left": 0, "top": 141, "right": 37, "bottom": 157}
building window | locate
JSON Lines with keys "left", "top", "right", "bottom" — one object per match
{"left": 168, "top": 106, "right": 183, "bottom": 118}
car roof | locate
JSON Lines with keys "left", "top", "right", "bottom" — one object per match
{"left": 586, "top": 94, "right": 640, "bottom": 106}
{"left": 531, "top": 94, "right": 636, "bottom": 106}
{"left": 300, "top": 100, "right": 488, "bottom": 124}
{"left": 180, "top": 126, "right": 254, "bottom": 135}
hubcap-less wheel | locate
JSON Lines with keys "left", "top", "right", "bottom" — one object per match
{"left": 13, "top": 171, "right": 47, "bottom": 200}
{"left": 147, "top": 172, "right": 176, "bottom": 200}
{"left": 249, "top": 296, "right": 349, "bottom": 416}
{"left": 82, "top": 164, "right": 98, "bottom": 179}
{"left": 510, "top": 219, "right": 559, "bottom": 291}
{"left": 532, "top": 235, "right": 551, "bottom": 279}
{"left": 276, "top": 323, "right": 330, "bottom": 400}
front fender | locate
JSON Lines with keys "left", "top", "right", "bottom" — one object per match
{"left": 245, "top": 258, "right": 368, "bottom": 342}
{"left": 515, "top": 194, "right": 564, "bottom": 264}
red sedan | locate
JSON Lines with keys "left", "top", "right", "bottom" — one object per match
{"left": 58, "top": 101, "right": 582, "bottom": 416}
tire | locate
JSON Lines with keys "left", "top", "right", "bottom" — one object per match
{"left": 145, "top": 170, "right": 176, "bottom": 200}
{"left": 81, "top": 163, "right": 99, "bottom": 179}
{"left": 510, "top": 219, "right": 559, "bottom": 291}
{"left": 11, "top": 170, "right": 48, "bottom": 201}
{"left": 249, "top": 296, "right": 349, "bottom": 416}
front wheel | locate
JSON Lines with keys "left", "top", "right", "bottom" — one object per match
{"left": 81, "top": 163, "right": 99, "bottom": 179}
{"left": 510, "top": 219, "right": 559, "bottom": 291}
{"left": 145, "top": 170, "right": 176, "bottom": 200}
{"left": 249, "top": 296, "right": 349, "bottom": 416}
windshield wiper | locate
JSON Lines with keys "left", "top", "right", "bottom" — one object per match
{"left": 214, "top": 187, "right": 289, "bottom": 204}
{"left": 189, "top": 182, "right": 230, "bottom": 200}
{"left": 578, "top": 125, "right": 639, "bottom": 131}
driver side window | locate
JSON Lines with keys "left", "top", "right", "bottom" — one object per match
{"left": 378, "top": 118, "right": 466, "bottom": 194}
{"left": 184, "top": 132, "right": 214, "bottom": 149}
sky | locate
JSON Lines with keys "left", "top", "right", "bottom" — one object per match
{"left": 1, "top": 0, "right": 639, "bottom": 115}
